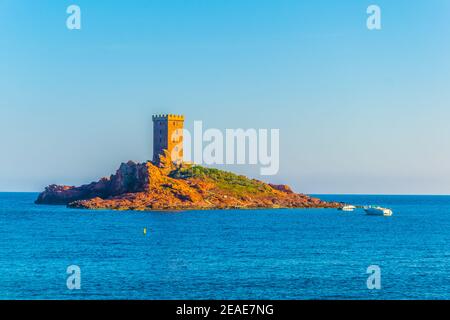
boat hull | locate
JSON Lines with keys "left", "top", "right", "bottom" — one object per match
{"left": 364, "top": 207, "right": 393, "bottom": 216}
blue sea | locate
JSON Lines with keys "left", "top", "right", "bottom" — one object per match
{"left": 0, "top": 193, "right": 449, "bottom": 300}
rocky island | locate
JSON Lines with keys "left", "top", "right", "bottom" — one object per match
{"left": 35, "top": 114, "right": 341, "bottom": 211}
{"left": 35, "top": 153, "right": 341, "bottom": 211}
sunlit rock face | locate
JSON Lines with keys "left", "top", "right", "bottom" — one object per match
{"left": 35, "top": 161, "right": 150, "bottom": 205}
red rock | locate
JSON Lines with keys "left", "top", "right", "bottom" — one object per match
{"left": 36, "top": 154, "right": 342, "bottom": 211}
{"left": 269, "top": 184, "right": 294, "bottom": 194}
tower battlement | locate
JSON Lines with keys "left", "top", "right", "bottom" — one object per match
{"left": 152, "top": 114, "right": 184, "bottom": 164}
{"left": 152, "top": 114, "right": 185, "bottom": 121}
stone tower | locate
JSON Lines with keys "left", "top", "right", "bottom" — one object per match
{"left": 152, "top": 114, "right": 184, "bottom": 164}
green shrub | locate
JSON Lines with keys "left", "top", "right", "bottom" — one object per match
{"left": 170, "top": 165, "right": 273, "bottom": 194}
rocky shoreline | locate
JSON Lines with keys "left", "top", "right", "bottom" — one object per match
{"left": 35, "top": 154, "right": 342, "bottom": 211}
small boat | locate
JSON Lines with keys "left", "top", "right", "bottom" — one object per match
{"left": 339, "top": 205, "right": 356, "bottom": 212}
{"left": 364, "top": 206, "right": 393, "bottom": 216}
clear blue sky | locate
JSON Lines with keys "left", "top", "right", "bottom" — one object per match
{"left": 1, "top": 0, "right": 450, "bottom": 194}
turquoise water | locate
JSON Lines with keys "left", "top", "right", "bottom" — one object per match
{"left": 0, "top": 193, "right": 449, "bottom": 299}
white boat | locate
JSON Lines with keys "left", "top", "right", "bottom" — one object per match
{"left": 339, "top": 205, "right": 356, "bottom": 212}
{"left": 364, "top": 206, "right": 393, "bottom": 216}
